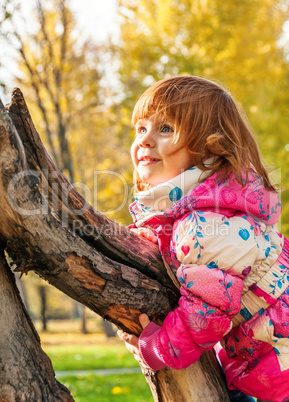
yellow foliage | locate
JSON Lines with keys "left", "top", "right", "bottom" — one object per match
{"left": 114, "top": 0, "right": 289, "bottom": 235}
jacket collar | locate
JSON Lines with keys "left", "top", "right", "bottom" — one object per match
{"left": 129, "top": 166, "right": 211, "bottom": 227}
{"left": 129, "top": 166, "right": 281, "bottom": 227}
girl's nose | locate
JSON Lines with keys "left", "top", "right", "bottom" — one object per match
{"left": 138, "top": 130, "right": 155, "bottom": 148}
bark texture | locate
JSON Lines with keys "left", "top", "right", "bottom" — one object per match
{"left": 143, "top": 352, "right": 229, "bottom": 401}
{"left": 0, "top": 88, "right": 230, "bottom": 401}
{"left": 0, "top": 247, "right": 73, "bottom": 401}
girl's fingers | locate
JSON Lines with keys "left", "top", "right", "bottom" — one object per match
{"left": 142, "top": 232, "right": 158, "bottom": 243}
{"left": 134, "top": 353, "right": 144, "bottom": 364}
{"left": 117, "top": 330, "right": 141, "bottom": 357}
{"left": 130, "top": 228, "right": 140, "bottom": 233}
{"left": 117, "top": 315, "right": 150, "bottom": 341}
{"left": 139, "top": 314, "right": 150, "bottom": 329}
{"left": 143, "top": 234, "right": 158, "bottom": 243}
{"left": 134, "top": 354, "right": 150, "bottom": 369}
{"left": 117, "top": 330, "right": 139, "bottom": 347}
{"left": 135, "top": 229, "right": 158, "bottom": 244}
{"left": 117, "top": 329, "right": 125, "bottom": 339}
{"left": 117, "top": 326, "right": 151, "bottom": 369}
{"left": 125, "top": 341, "right": 139, "bottom": 356}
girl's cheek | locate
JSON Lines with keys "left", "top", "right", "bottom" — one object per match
{"left": 130, "top": 142, "right": 136, "bottom": 156}
{"left": 130, "top": 143, "right": 138, "bottom": 166}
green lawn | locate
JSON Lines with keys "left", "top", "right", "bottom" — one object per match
{"left": 60, "top": 373, "right": 153, "bottom": 402}
{"left": 42, "top": 338, "right": 153, "bottom": 401}
{"left": 44, "top": 343, "right": 139, "bottom": 371}
{"left": 43, "top": 342, "right": 256, "bottom": 402}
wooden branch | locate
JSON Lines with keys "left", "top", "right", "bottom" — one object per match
{"left": 0, "top": 89, "right": 179, "bottom": 334}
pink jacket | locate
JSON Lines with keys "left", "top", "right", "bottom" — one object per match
{"left": 129, "top": 167, "right": 289, "bottom": 402}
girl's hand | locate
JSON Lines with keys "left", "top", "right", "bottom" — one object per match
{"left": 130, "top": 227, "right": 158, "bottom": 244}
{"left": 117, "top": 314, "right": 151, "bottom": 369}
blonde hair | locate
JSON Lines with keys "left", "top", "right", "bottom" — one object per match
{"left": 132, "top": 75, "right": 277, "bottom": 193}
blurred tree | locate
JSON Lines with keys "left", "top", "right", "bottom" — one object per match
{"left": 0, "top": 0, "right": 12, "bottom": 28}
{"left": 113, "top": 0, "right": 289, "bottom": 235}
{"left": 39, "top": 285, "right": 47, "bottom": 331}
{"left": 0, "top": 0, "right": 19, "bottom": 92}
{"left": 3, "top": 0, "right": 132, "bottom": 224}
{"left": 5, "top": 0, "right": 102, "bottom": 182}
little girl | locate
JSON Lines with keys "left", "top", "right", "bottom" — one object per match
{"left": 117, "top": 76, "right": 289, "bottom": 402}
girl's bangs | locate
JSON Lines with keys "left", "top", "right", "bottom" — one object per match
{"left": 132, "top": 86, "right": 175, "bottom": 126}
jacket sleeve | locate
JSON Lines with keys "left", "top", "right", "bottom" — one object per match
{"left": 139, "top": 211, "right": 259, "bottom": 371}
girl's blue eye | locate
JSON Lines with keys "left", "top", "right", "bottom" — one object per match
{"left": 140, "top": 127, "right": 147, "bottom": 134}
{"left": 161, "top": 125, "right": 173, "bottom": 133}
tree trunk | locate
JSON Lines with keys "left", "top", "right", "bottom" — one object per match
{"left": 0, "top": 88, "right": 230, "bottom": 401}
{"left": 0, "top": 245, "right": 73, "bottom": 401}
{"left": 142, "top": 352, "right": 229, "bottom": 401}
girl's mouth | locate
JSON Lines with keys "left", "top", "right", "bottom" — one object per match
{"left": 139, "top": 159, "right": 160, "bottom": 165}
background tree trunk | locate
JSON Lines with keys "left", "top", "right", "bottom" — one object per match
{"left": 79, "top": 304, "right": 87, "bottom": 335}
{"left": 102, "top": 319, "right": 116, "bottom": 338}
{"left": 0, "top": 88, "right": 230, "bottom": 401}
{"left": 39, "top": 285, "right": 48, "bottom": 331}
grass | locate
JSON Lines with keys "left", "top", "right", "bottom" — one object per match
{"left": 61, "top": 373, "right": 153, "bottom": 402}
{"left": 38, "top": 319, "right": 153, "bottom": 401}
{"left": 43, "top": 343, "right": 140, "bottom": 371}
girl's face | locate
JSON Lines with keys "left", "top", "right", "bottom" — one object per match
{"left": 131, "top": 115, "right": 194, "bottom": 186}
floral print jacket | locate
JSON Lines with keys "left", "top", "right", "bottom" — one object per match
{"left": 129, "top": 167, "right": 289, "bottom": 402}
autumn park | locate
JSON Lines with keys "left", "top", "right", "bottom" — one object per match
{"left": 0, "top": 0, "right": 289, "bottom": 401}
